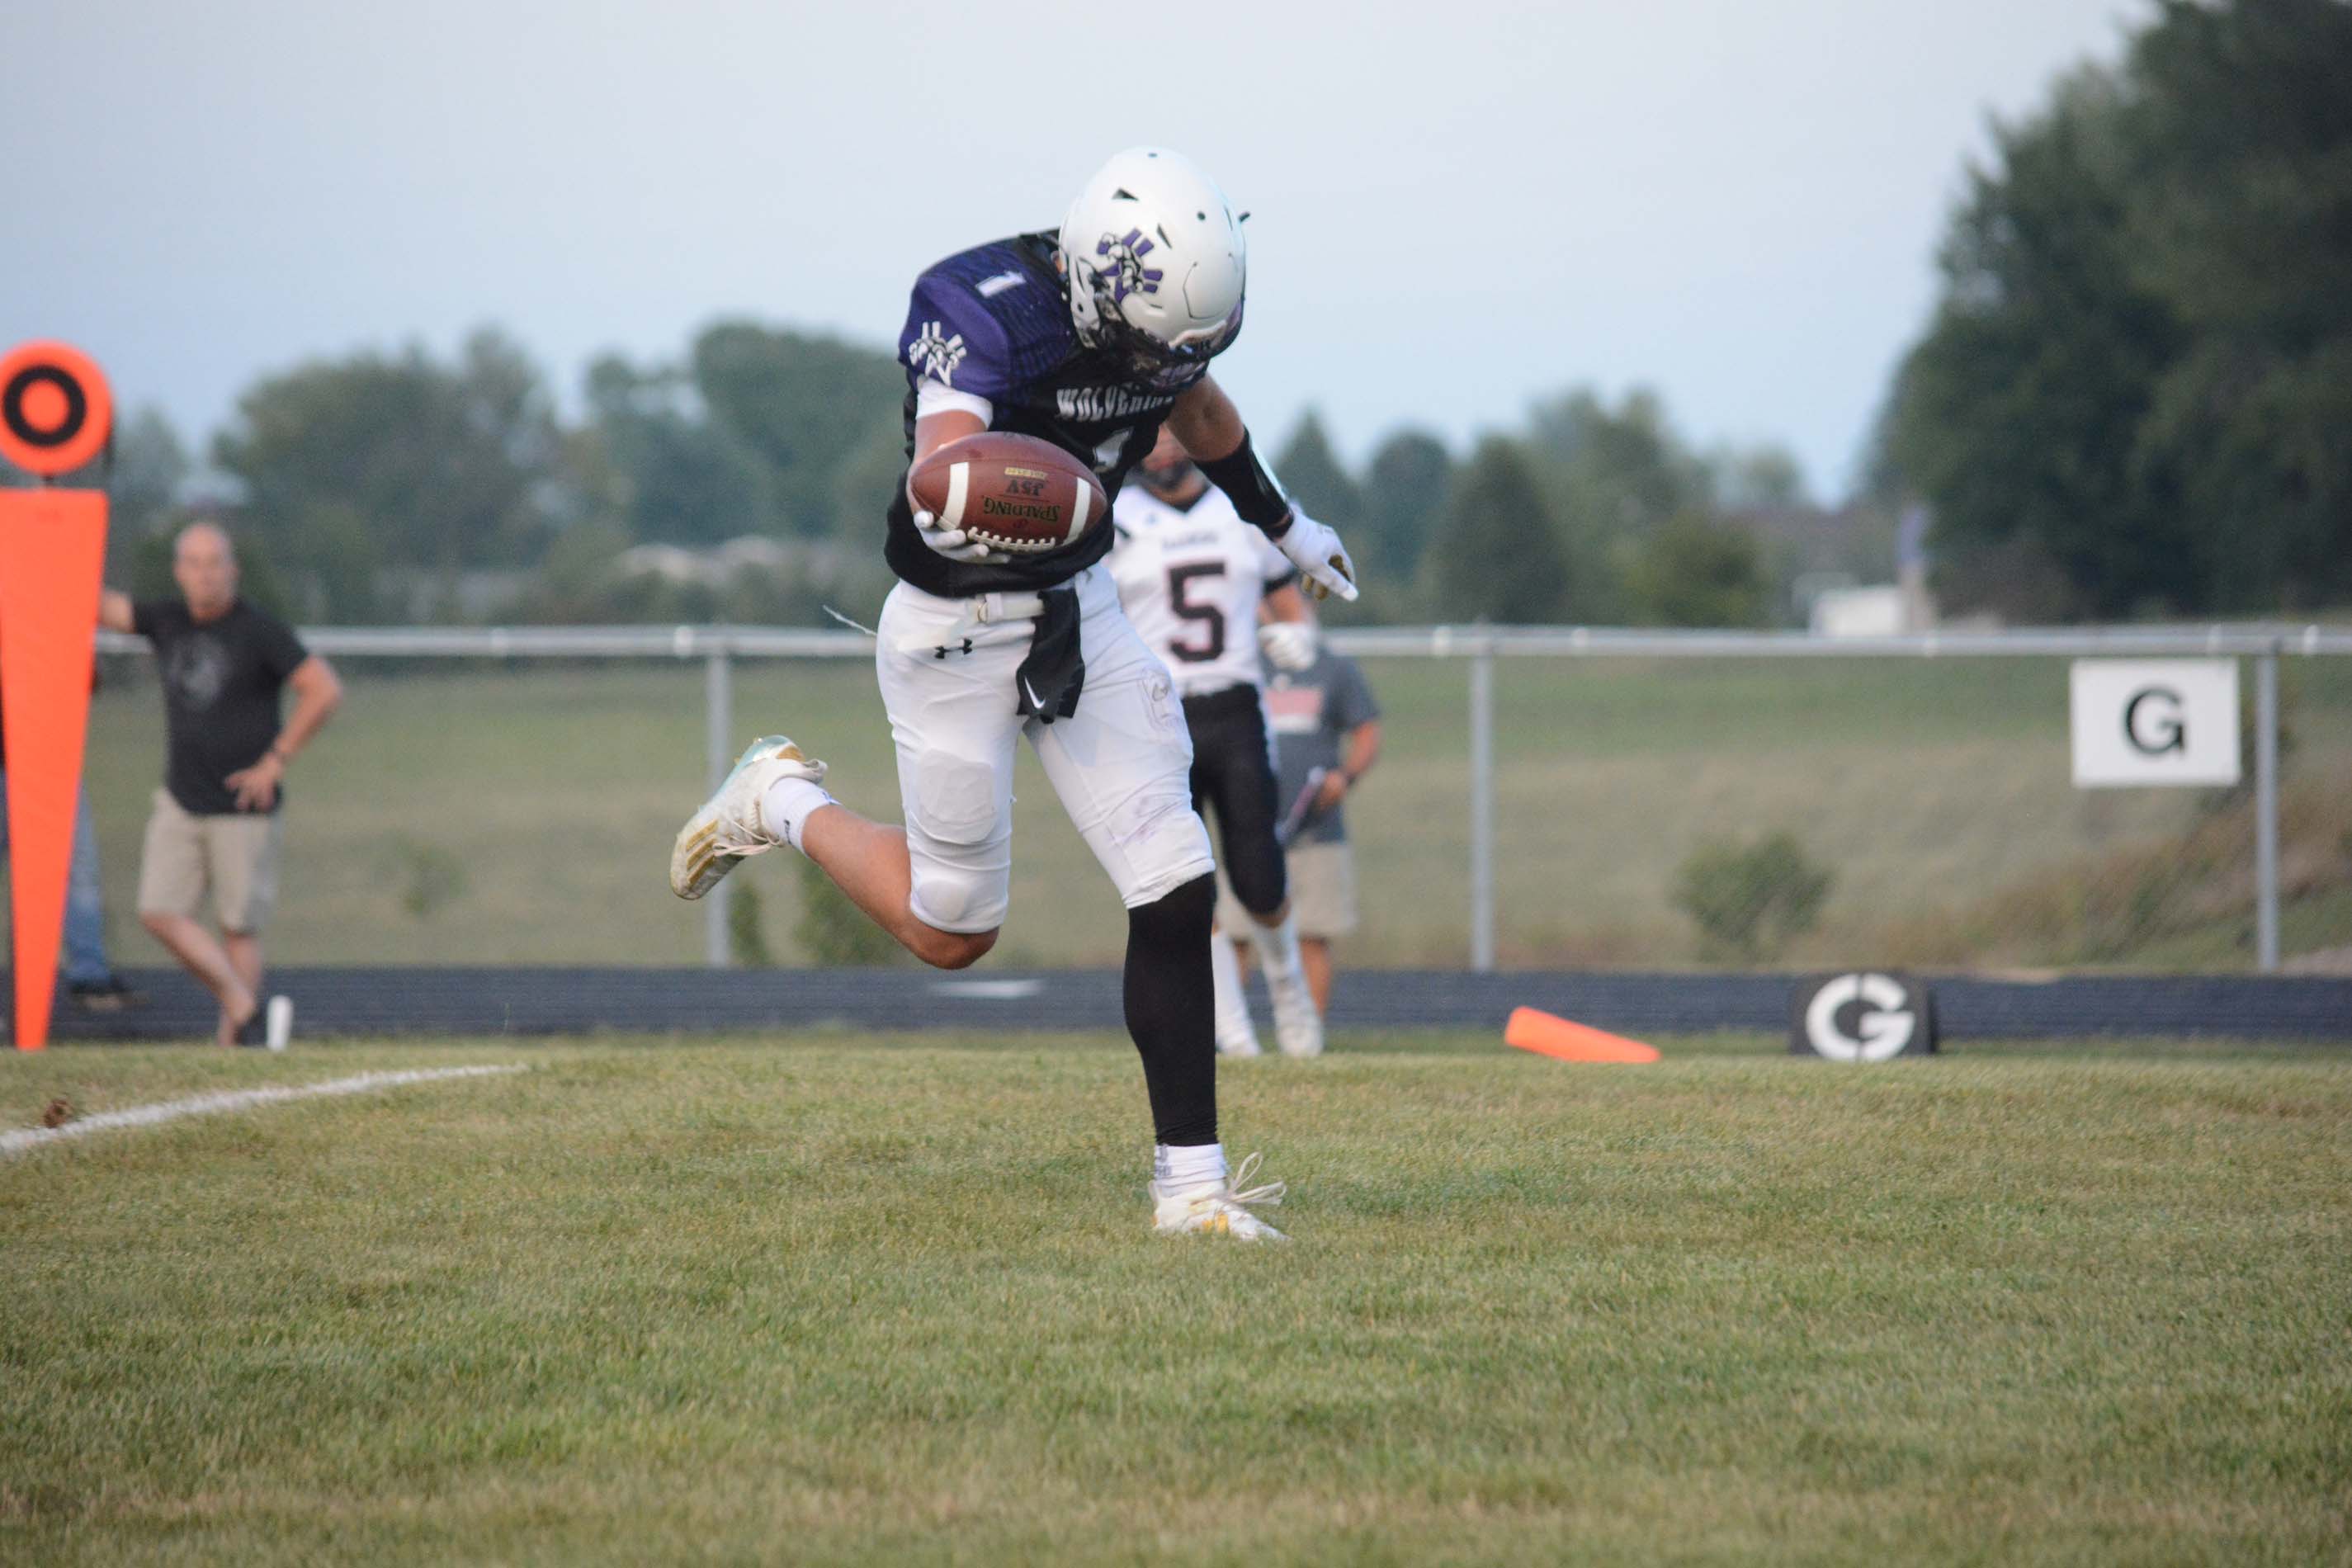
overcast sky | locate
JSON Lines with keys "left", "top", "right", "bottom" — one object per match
{"left": 3, "top": 0, "right": 2147, "bottom": 500}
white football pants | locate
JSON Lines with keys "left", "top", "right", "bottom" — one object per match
{"left": 875, "top": 564, "right": 1216, "bottom": 934}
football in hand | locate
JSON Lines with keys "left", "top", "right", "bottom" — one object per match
{"left": 908, "top": 433, "right": 1108, "bottom": 555}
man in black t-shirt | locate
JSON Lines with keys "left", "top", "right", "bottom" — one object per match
{"left": 100, "top": 522, "right": 342, "bottom": 1047}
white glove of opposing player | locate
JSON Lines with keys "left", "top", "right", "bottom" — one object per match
{"left": 911, "top": 501, "right": 1008, "bottom": 565}
{"left": 1259, "top": 620, "right": 1320, "bottom": 673}
{"left": 1273, "top": 508, "right": 1359, "bottom": 602}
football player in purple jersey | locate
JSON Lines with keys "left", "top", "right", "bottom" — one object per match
{"left": 668, "top": 149, "right": 1358, "bottom": 1240}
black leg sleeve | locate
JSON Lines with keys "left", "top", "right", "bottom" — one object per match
{"left": 1183, "top": 689, "right": 1289, "bottom": 919}
{"left": 1123, "top": 871, "right": 1219, "bottom": 1146}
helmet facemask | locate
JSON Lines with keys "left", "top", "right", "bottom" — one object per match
{"left": 1067, "top": 248, "right": 1243, "bottom": 388}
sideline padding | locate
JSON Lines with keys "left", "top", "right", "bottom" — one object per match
{"left": 2, "top": 1065, "right": 527, "bottom": 1155}
{"left": 18, "top": 968, "right": 2352, "bottom": 1044}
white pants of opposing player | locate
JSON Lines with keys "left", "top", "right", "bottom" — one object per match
{"left": 876, "top": 564, "right": 1216, "bottom": 935}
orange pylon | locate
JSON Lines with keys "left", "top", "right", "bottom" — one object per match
{"left": 1504, "top": 1006, "right": 1661, "bottom": 1064}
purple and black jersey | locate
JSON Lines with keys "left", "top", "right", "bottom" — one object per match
{"left": 884, "top": 231, "right": 1210, "bottom": 597}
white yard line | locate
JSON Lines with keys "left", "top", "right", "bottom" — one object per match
{"left": 2, "top": 1065, "right": 528, "bottom": 1155}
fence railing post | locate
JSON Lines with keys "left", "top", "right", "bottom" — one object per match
{"left": 2255, "top": 645, "right": 2280, "bottom": 972}
{"left": 705, "top": 635, "right": 734, "bottom": 970}
{"left": 1469, "top": 631, "right": 1496, "bottom": 973}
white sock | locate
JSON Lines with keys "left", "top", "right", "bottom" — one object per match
{"left": 1208, "top": 930, "right": 1257, "bottom": 1051}
{"left": 761, "top": 777, "right": 835, "bottom": 853}
{"left": 1154, "top": 1141, "right": 1227, "bottom": 1193}
{"left": 1247, "top": 913, "right": 1307, "bottom": 994}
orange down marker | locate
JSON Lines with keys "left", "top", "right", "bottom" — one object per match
{"left": 1504, "top": 1007, "right": 1661, "bottom": 1065}
{"left": 0, "top": 342, "right": 114, "bottom": 1051}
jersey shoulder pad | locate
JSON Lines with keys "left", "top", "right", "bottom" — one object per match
{"left": 900, "top": 238, "right": 1072, "bottom": 403}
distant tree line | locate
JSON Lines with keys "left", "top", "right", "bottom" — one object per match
{"left": 1873, "top": 0, "right": 2352, "bottom": 620}
{"left": 35, "top": 319, "right": 1829, "bottom": 628}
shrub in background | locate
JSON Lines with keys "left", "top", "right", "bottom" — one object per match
{"left": 1673, "top": 831, "right": 1833, "bottom": 961}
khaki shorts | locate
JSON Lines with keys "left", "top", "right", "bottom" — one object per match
{"left": 1217, "top": 838, "right": 1358, "bottom": 941}
{"left": 137, "top": 789, "right": 284, "bottom": 934}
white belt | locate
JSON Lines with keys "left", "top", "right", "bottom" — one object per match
{"left": 969, "top": 591, "right": 1047, "bottom": 625}
{"left": 893, "top": 586, "right": 1056, "bottom": 654}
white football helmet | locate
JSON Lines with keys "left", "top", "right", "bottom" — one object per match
{"left": 1060, "top": 148, "right": 1246, "bottom": 382}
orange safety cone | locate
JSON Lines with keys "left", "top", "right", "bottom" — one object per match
{"left": 1504, "top": 1006, "right": 1660, "bottom": 1064}
{"left": 0, "top": 342, "right": 114, "bottom": 1051}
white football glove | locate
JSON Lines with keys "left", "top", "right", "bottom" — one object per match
{"left": 1259, "top": 619, "right": 1319, "bottom": 673}
{"left": 1273, "top": 508, "right": 1358, "bottom": 602}
{"left": 911, "top": 499, "right": 1008, "bottom": 565}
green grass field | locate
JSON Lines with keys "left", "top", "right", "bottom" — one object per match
{"left": 70, "top": 653, "right": 2352, "bottom": 969}
{"left": 4, "top": 1035, "right": 2347, "bottom": 1564}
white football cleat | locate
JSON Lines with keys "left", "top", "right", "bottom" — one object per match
{"left": 1217, "top": 1031, "right": 1264, "bottom": 1059}
{"left": 668, "top": 735, "right": 827, "bottom": 900}
{"left": 1151, "top": 1151, "right": 1289, "bottom": 1241}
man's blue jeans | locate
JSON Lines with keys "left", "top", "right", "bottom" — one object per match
{"left": 0, "top": 772, "right": 117, "bottom": 985}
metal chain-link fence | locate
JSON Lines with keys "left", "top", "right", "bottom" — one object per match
{"left": 58, "top": 625, "right": 2351, "bottom": 975}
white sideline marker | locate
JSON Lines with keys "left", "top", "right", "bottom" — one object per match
{"left": 2, "top": 1065, "right": 527, "bottom": 1156}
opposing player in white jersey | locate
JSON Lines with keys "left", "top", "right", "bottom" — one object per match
{"left": 1109, "top": 428, "right": 1322, "bottom": 1059}
{"left": 664, "top": 149, "right": 1359, "bottom": 1242}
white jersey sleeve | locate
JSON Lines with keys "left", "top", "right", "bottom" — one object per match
{"left": 1108, "top": 484, "right": 1289, "bottom": 698}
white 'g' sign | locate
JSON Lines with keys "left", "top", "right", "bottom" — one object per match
{"left": 1789, "top": 972, "right": 1936, "bottom": 1060}
{"left": 2070, "top": 660, "right": 2241, "bottom": 788}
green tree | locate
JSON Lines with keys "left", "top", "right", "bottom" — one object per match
{"left": 1360, "top": 427, "right": 1452, "bottom": 578}
{"left": 1707, "top": 444, "right": 1809, "bottom": 509}
{"left": 1517, "top": 386, "right": 1716, "bottom": 621}
{"left": 1524, "top": 386, "right": 1711, "bottom": 539}
{"left": 1626, "top": 512, "right": 1772, "bottom": 627}
{"left": 104, "top": 408, "right": 191, "bottom": 577}
{"left": 1272, "top": 409, "right": 1363, "bottom": 530}
{"left": 1878, "top": 0, "right": 2352, "bottom": 617}
{"left": 690, "top": 322, "right": 905, "bottom": 537}
{"left": 585, "top": 355, "right": 775, "bottom": 545}
{"left": 1883, "top": 68, "right": 2180, "bottom": 618}
{"left": 830, "top": 420, "right": 911, "bottom": 549}
{"left": 2123, "top": 0, "right": 2352, "bottom": 610}
{"left": 214, "top": 328, "right": 562, "bottom": 616}
{"left": 1429, "top": 437, "right": 1570, "bottom": 622}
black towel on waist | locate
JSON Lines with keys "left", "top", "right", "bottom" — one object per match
{"left": 1013, "top": 586, "right": 1085, "bottom": 723}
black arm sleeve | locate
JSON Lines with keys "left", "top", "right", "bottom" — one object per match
{"left": 1195, "top": 432, "right": 1292, "bottom": 538}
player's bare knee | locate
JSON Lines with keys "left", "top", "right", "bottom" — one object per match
{"left": 912, "top": 925, "right": 997, "bottom": 970}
